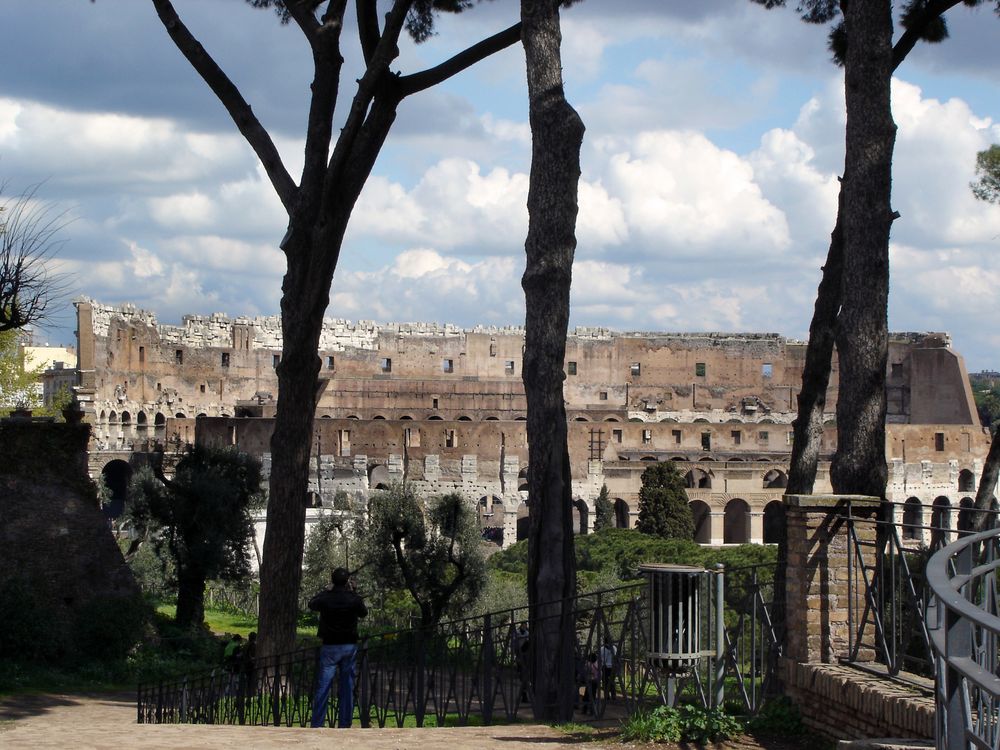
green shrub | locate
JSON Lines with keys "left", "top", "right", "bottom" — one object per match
{"left": 747, "top": 696, "right": 806, "bottom": 736}
{"left": 621, "top": 704, "right": 744, "bottom": 744}
{"left": 0, "top": 576, "right": 62, "bottom": 662}
{"left": 73, "top": 593, "right": 150, "bottom": 661}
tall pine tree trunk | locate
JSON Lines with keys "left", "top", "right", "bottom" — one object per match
{"left": 786, "top": 185, "right": 843, "bottom": 495}
{"left": 521, "top": 0, "right": 584, "bottom": 723}
{"left": 830, "top": 0, "right": 896, "bottom": 499}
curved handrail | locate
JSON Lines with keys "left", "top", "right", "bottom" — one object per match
{"left": 925, "top": 525, "right": 1000, "bottom": 750}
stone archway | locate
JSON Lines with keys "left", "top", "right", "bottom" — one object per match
{"left": 902, "top": 497, "right": 922, "bottom": 541}
{"left": 763, "top": 500, "right": 784, "bottom": 544}
{"left": 690, "top": 500, "right": 711, "bottom": 543}
{"left": 573, "top": 498, "right": 589, "bottom": 535}
{"left": 724, "top": 498, "right": 750, "bottom": 544}
{"left": 101, "top": 459, "right": 132, "bottom": 520}
{"left": 613, "top": 498, "right": 630, "bottom": 529}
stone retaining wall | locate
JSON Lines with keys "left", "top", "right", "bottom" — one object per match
{"left": 784, "top": 662, "right": 934, "bottom": 740}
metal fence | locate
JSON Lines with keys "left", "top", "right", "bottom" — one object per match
{"left": 926, "top": 526, "right": 1000, "bottom": 750}
{"left": 137, "top": 566, "right": 781, "bottom": 727}
{"left": 841, "top": 500, "right": 1000, "bottom": 684}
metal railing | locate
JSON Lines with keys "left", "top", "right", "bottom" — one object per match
{"left": 926, "top": 526, "right": 1000, "bottom": 750}
{"left": 138, "top": 567, "right": 781, "bottom": 727}
{"left": 838, "top": 500, "right": 1000, "bottom": 681}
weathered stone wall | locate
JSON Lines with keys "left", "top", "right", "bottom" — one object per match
{"left": 0, "top": 419, "right": 140, "bottom": 651}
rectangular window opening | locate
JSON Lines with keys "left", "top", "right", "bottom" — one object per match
{"left": 445, "top": 429, "right": 458, "bottom": 448}
{"left": 759, "top": 430, "right": 769, "bottom": 442}
{"left": 326, "top": 356, "right": 335, "bottom": 370}
{"left": 405, "top": 428, "right": 420, "bottom": 447}
{"left": 762, "top": 363, "right": 772, "bottom": 379}
{"left": 200, "top": 384, "right": 206, "bottom": 394}
{"left": 272, "top": 354, "right": 280, "bottom": 368}
{"left": 695, "top": 362, "right": 706, "bottom": 377}
{"left": 731, "top": 430, "right": 742, "bottom": 445}
{"left": 935, "top": 432, "right": 945, "bottom": 451}
{"left": 701, "top": 432, "right": 711, "bottom": 451}
{"left": 612, "top": 429, "right": 623, "bottom": 444}
{"left": 221, "top": 352, "right": 230, "bottom": 368}
{"left": 599, "top": 391, "right": 608, "bottom": 401}
{"left": 443, "top": 358, "right": 454, "bottom": 373}
{"left": 642, "top": 429, "right": 652, "bottom": 445}
{"left": 432, "top": 397, "right": 439, "bottom": 409}
{"left": 175, "top": 349, "right": 183, "bottom": 365}
{"left": 380, "top": 357, "right": 392, "bottom": 373}
{"left": 138, "top": 346, "right": 145, "bottom": 363}
{"left": 630, "top": 362, "right": 641, "bottom": 377}
{"left": 505, "top": 360, "right": 515, "bottom": 375}
{"left": 339, "top": 429, "right": 351, "bottom": 456}
{"left": 672, "top": 429, "right": 682, "bottom": 444}
{"left": 567, "top": 361, "right": 577, "bottom": 376}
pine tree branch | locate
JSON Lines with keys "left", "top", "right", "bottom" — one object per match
{"left": 891, "top": 0, "right": 963, "bottom": 71}
{"left": 397, "top": 22, "right": 522, "bottom": 98}
{"left": 150, "top": 0, "right": 298, "bottom": 213}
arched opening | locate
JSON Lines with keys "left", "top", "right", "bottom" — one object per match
{"left": 120, "top": 411, "right": 131, "bottom": 426}
{"left": 174, "top": 412, "right": 186, "bottom": 419}
{"left": 574, "top": 416, "right": 590, "bottom": 422}
{"left": 723, "top": 498, "right": 750, "bottom": 544}
{"left": 605, "top": 416, "right": 620, "bottom": 422}
{"left": 613, "top": 498, "right": 630, "bottom": 529}
{"left": 373, "top": 415, "right": 386, "bottom": 420}
{"left": 958, "top": 469, "right": 976, "bottom": 493}
{"left": 108, "top": 410, "right": 118, "bottom": 425}
{"left": 478, "top": 496, "right": 504, "bottom": 546}
{"left": 573, "top": 499, "right": 589, "bottom": 535}
{"left": 516, "top": 502, "right": 529, "bottom": 542}
{"left": 763, "top": 501, "right": 784, "bottom": 544}
{"left": 958, "top": 497, "right": 975, "bottom": 535}
{"left": 400, "top": 415, "right": 413, "bottom": 421}
{"left": 153, "top": 412, "right": 166, "bottom": 443}
{"left": 428, "top": 415, "right": 443, "bottom": 421}
{"left": 690, "top": 500, "right": 711, "bottom": 544}
{"left": 684, "top": 468, "right": 712, "bottom": 489}
{"left": 931, "top": 496, "right": 951, "bottom": 548}
{"left": 763, "top": 469, "right": 788, "bottom": 489}
{"left": 368, "top": 464, "right": 390, "bottom": 491}
{"left": 458, "top": 416, "right": 472, "bottom": 422}
{"left": 485, "top": 416, "right": 500, "bottom": 421}
{"left": 640, "top": 455, "right": 657, "bottom": 462}
{"left": 902, "top": 497, "right": 922, "bottom": 541}
{"left": 100, "top": 460, "right": 132, "bottom": 520}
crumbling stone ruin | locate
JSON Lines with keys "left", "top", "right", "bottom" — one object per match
{"left": 69, "top": 298, "right": 991, "bottom": 550}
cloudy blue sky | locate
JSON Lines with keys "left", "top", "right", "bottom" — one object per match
{"left": 3, "top": 1, "right": 1000, "bottom": 370}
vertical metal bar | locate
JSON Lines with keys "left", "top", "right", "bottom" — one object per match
{"left": 715, "top": 566, "right": 725, "bottom": 709}
{"left": 482, "top": 613, "right": 494, "bottom": 725}
{"left": 847, "top": 504, "right": 855, "bottom": 657}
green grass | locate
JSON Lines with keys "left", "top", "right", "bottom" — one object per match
{"left": 154, "top": 603, "right": 316, "bottom": 640}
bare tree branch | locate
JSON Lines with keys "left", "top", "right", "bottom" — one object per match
{"left": 150, "top": 0, "right": 299, "bottom": 213}
{"left": 0, "top": 185, "right": 70, "bottom": 332}
{"left": 356, "top": 0, "right": 381, "bottom": 64}
{"left": 398, "top": 23, "right": 522, "bottom": 98}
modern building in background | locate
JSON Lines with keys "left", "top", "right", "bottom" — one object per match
{"left": 74, "top": 298, "right": 992, "bottom": 550}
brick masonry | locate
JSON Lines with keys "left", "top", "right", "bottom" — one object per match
{"left": 782, "top": 495, "right": 934, "bottom": 741}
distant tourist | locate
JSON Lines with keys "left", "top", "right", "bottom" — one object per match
{"left": 309, "top": 567, "right": 368, "bottom": 728}
{"left": 600, "top": 638, "right": 617, "bottom": 699}
{"left": 223, "top": 634, "right": 243, "bottom": 672}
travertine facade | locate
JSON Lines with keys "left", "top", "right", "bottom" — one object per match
{"left": 75, "top": 298, "right": 993, "bottom": 549}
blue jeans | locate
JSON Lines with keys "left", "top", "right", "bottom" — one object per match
{"left": 310, "top": 643, "right": 358, "bottom": 728}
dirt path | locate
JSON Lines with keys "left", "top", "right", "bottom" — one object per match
{"left": 0, "top": 691, "right": 623, "bottom": 750}
{"left": 0, "top": 692, "right": 813, "bottom": 749}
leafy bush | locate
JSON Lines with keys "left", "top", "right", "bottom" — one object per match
{"left": 621, "top": 704, "right": 744, "bottom": 743}
{"left": 747, "top": 696, "right": 806, "bottom": 736}
{"left": 73, "top": 593, "right": 150, "bottom": 661}
{"left": 0, "top": 576, "right": 62, "bottom": 662}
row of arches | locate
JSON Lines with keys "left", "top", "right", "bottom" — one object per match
{"left": 900, "top": 495, "right": 989, "bottom": 546}
{"left": 684, "top": 468, "right": 787, "bottom": 490}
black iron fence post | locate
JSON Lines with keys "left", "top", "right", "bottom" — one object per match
{"left": 482, "top": 612, "right": 494, "bottom": 725}
{"left": 359, "top": 637, "right": 371, "bottom": 728}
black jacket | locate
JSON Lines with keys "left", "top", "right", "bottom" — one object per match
{"left": 308, "top": 587, "right": 368, "bottom": 645}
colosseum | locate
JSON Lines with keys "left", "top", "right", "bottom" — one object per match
{"left": 71, "top": 298, "right": 992, "bottom": 551}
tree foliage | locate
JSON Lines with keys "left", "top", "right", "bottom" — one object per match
{"left": 635, "top": 462, "right": 695, "bottom": 540}
{"left": 127, "top": 445, "right": 265, "bottom": 629}
{"left": 354, "top": 484, "right": 486, "bottom": 629}
{"left": 971, "top": 144, "right": 1000, "bottom": 204}
{"left": 0, "top": 329, "right": 43, "bottom": 412}
{"left": 300, "top": 512, "right": 348, "bottom": 611}
{"left": 594, "top": 484, "right": 613, "bottom": 531}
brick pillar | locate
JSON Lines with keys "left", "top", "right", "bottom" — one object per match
{"left": 782, "top": 494, "right": 880, "bottom": 665}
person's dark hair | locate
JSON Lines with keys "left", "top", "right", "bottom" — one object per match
{"left": 331, "top": 567, "right": 350, "bottom": 586}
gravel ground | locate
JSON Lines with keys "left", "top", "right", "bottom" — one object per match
{"left": 0, "top": 691, "right": 820, "bottom": 750}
